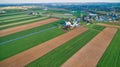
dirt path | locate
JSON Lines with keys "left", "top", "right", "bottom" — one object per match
{"left": 0, "top": 18, "right": 58, "bottom": 37}
{"left": 0, "top": 26, "right": 88, "bottom": 67}
{"left": 61, "top": 27, "right": 117, "bottom": 67}
{"left": 97, "top": 23, "right": 120, "bottom": 28}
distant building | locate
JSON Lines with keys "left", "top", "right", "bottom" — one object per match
{"left": 43, "top": 8, "right": 48, "bottom": 11}
{"left": 0, "top": 10, "right": 6, "bottom": 14}
{"left": 28, "top": 12, "right": 40, "bottom": 16}
{"left": 64, "top": 13, "right": 73, "bottom": 16}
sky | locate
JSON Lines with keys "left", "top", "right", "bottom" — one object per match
{"left": 0, "top": 0, "right": 120, "bottom": 4}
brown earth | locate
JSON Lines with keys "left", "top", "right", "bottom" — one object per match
{"left": 0, "top": 26, "right": 88, "bottom": 67}
{"left": 97, "top": 23, "right": 120, "bottom": 28}
{"left": 0, "top": 18, "right": 58, "bottom": 37}
{"left": 61, "top": 27, "right": 117, "bottom": 67}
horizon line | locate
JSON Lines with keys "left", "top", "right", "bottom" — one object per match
{"left": 0, "top": 2, "right": 120, "bottom": 4}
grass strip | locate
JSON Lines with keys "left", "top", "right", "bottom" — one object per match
{"left": 0, "top": 14, "right": 28, "bottom": 21}
{"left": 1, "top": 16, "right": 41, "bottom": 25}
{"left": 0, "top": 16, "right": 41, "bottom": 25}
{"left": 0, "top": 12, "right": 26, "bottom": 17}
{"left": 0, "top": 17, "right": 48, "bottom": 30}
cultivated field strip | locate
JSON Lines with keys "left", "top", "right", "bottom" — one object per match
{"left": 62, "top": 27, "right": 117, "bottom": 67}
{"left": 0, "top": 26, "right": 87, "bottom": 67}
{"left": 0, "top": 27, "right": 56, "bottom": 45}
{"left": 0, "top": 18, "right": 58, "bottom": 36}
{"left": 0, "top": 17, "right": 48, "bottom": 30}
{"left": 0, "top": 14, "right": 28, "bottom": 21}
{"left": 97, "top": 23, "right": 120, "bottom": 28}
{"left": 0, "top": 16, "right": 39, "bottom": 25}
{"left": 0, "top": 12, "right": 26, "bottom": 17}
{"left": 97, "top": 29, "right": 120, "bottom": 67}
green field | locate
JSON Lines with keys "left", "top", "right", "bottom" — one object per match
{"left": 0, "top": 14, "right": 29, "bottom": 21}
{"left": 85, "top": 24, "right": 106, "bottom": 31}
{"left": 0, "top": 15, "right": 41, "bottom": 25}
{"left": 97, "top": 29, "right": 120, "bottom": 67}
{"left": 26, "top": 25, "right": 105, "bottom": 67}
{"left": 49, "top": 13, "right": 75, "bottom": 19}
{"left": 0, "top": 17, "right": 48, "bottom": 30}
{"left": 73, "top": 11, "right": 87, "bottom": 17}
{"left": 0, "top": 20, "right": 65, "bottom": 61}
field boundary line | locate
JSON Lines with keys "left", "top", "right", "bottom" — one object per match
{"left": 0, "top": 18, "right": 58, "bottom": 37}
{"left": 0, "top": 26, "right": 88, "bottom": 67}
{"left": 61, "top": 27, "right": 117, "bottom": 67}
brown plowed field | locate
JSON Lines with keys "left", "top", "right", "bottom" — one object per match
{"left": 61, "top": 27, "right": 117, "bottom": 67}
{"left": 0, "top": 18, "right": 58, "bottom": 37}
{"left": 97, "top": 23, "right": 120, "bottom": 28}
{"left": 0, "top": 26, "right": 88, "bottom": 67}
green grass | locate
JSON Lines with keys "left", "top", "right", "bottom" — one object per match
{"left": 0, "top": 12, "right": 26, "bottom": 17}
{"left": 73, "top": 11, "right": 87, "bottom": 17}
{"left": 0, "top": 20, "right": 65, "bottom": 61}
{"left": 84, "top": 24, "right": 106, "bottom": 31}
{"left": 49, "top": 13, "right": 75, "bottom": 19}
{"left": 97, "top": 29, "right": 120, "bottom": 67}
{"left": 0, "top": 14, "right": 28, "bottom": 21}
{"left": 26, "top": 28, "right": 103, "bottom": 67}
{"left": 0, "top": 9, "right": 23, "bottom": 14}
{"left": 0, "top": 15, "right": 41, "bottom": 25}
{"left": 0, "top": 17, "right": 48, "bottom": 30}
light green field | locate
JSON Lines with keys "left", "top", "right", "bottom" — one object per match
{"left": 0, "top": 14, "right": 29, "bottom": 21}
{"left": 0, "top": 17, "right": 48, "bottom": 30}
{"left": 0, "top": 11, "right": 26, "bottom": 17}
{"left": 50, "top": 13, "right": 75, "bottom": 19}
{"left": 0, "top": 15, "right": 39, "bottom": 24}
